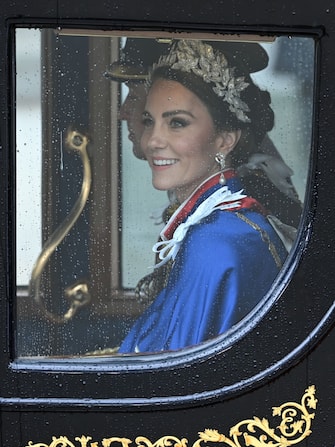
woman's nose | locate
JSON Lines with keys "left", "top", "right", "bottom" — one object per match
{"left": 146, "top": 125, "right": 167, "bottom": 151}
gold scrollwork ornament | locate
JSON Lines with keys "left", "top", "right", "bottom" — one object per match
{"left": 25, "top": 386, "right": 317, "bottom": 447}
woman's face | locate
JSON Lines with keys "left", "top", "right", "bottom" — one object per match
{"left": 141, "top": 79, "right": 234, "bottom": 202}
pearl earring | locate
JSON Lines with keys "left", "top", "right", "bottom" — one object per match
{"left": 215, "top": 153, "right": 226, "bottom": 185}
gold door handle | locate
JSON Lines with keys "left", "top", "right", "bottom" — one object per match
{"left": 29, "top": 128, "right": 92, "bottom": 323}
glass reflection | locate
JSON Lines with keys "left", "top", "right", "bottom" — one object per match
{"left": 15, "top": 29, "right": 314, "bottom": 358}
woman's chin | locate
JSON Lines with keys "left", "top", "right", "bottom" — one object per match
{"left": 152, "top": 181, "right": 172, "bottom": 192}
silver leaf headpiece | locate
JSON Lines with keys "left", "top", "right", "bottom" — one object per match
{"left": 150, "top": 40, "right": 251, "bottom": 123}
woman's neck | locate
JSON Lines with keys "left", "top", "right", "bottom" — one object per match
{"left": 175, "top": 168, "right": 231, "bottom": 203}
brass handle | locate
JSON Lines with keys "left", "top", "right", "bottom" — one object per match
{"left": 29, "top": 128, "right": 92, "bottom": 323}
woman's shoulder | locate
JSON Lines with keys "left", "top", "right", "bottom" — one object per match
{"left": 193, "top": 208, "right": 272, "bottom": 239}
{"left": 182, "top": 208, "right": 285, "bottom": 263}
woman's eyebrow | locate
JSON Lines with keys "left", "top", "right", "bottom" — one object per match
{"left": 162, "top": 110, "right": 195, "bottom": 119}
{"left": 142, "top": 109, "right": 195, "bottom": 119}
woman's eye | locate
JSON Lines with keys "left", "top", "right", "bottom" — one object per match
{"left": 170, "top": 118, "right": 189, "bottom": 129}
{"left": 142, "top": 117, "right": 153, "bottom": 128}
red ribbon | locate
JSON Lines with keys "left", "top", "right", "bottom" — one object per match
{"left": 162, "top": 171, "right": 267, "bottom": 240}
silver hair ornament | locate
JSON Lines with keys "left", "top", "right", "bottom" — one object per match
{"left": 150, "top": 40, "right": 251, "bottom": 123}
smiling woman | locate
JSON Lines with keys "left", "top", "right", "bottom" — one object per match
{"left": 118, "top": 39, "right": 302, "bottom": 354}
{"left": 141, "top": 79, "right": 240, "bottom": 201}
{"left": 15, "top": 32, "right": 313, "bottom": 359}
{"left": 2, "top": 0, "right": 335, "bottom": 441}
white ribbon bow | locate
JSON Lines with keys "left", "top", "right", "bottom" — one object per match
{"left": 152, "top": 186, "right": 246, "bottom": 268}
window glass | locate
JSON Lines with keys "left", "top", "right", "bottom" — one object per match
{"left": 16, "top": 28, "right": 42, "bottom": 286}
{"left": 15, "top": 29, "right": 314, "bottom": 358}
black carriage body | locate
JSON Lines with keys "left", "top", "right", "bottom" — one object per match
{"left": 0, "top": 1, "right": 334, "bottom": 446}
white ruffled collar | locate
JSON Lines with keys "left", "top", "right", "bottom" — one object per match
{"left": 152, "top": 178, "right": 246, "bottom": 268}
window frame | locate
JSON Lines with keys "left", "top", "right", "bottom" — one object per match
{"left": 2, "top": 18, "right": 333, "bottom": 407}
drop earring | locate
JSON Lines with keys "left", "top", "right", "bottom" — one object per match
{"left": 215, "top": 152, "right": 226, "bottom": 185}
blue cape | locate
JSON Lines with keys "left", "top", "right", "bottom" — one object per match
{"left": 119, "top": 177, "right": 287, "bottom": 353}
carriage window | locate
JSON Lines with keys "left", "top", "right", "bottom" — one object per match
{"left": 15, "top": 28, "right": 315, "bottom": 358}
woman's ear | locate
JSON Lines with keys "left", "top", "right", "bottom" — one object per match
{"left": 215, "top": 130, "right": 241, "bottom": 156}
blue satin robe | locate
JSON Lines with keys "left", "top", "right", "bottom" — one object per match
{"left": 119, "top": 177, "right": 287, "bottom": 353}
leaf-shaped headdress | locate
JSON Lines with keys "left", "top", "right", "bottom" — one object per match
{"left": 149, "top": 39, "right": 251, "bottom": 123}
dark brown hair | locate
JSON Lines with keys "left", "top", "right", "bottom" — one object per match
{"left": 150, "top": 48, "right": 302, "bottom": 227}
{"left": 150, "top": 47, "right": 275, "bottom": 167}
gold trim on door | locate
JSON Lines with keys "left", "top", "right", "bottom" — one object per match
{"left": 24, "top": 385, "right": 317, "bottom": 447}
